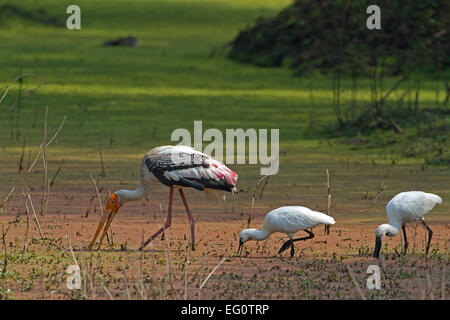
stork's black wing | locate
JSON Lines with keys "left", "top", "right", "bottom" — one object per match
{"left": 145, "top": 152, "right": 209, "bottom": 190}
{"left": 145, "top": 151, "right": 236, "bottom": 192}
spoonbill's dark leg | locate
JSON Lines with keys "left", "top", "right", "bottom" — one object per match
{"left": 401, "top": 224, "right": 408, "bottom": 255}
{"left": 278, "top": 239, "right": 292, "bottom": 255}
{"left": 178, "top": 188, "right": 195, "bottom": 250}
{"left": 421, "top": 220, "right": 433, "bottom": 256}
{"left": 290, "top": 237, "right": 295, "bottom": 257}
{"left": 278, "top": 230, "right": 315, "bottom": 256}
{"left": 139, "top": 186, "right": 174, "bottom": 251}
{"left": 291, "top": 230, "right": 315, "bottom": 243}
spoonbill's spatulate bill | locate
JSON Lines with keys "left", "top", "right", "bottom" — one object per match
{"left": 237, "top": 206, "right": 335, "bottom": 257}
{"left": 373, "top": 191, "right": 443, "bottom": 258}
{"left": 89, "top": 145, "right": 238, "bottom": 251}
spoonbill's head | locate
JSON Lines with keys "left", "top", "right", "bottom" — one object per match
{"left": 89, "top": 193, "right": 121, "bottom": 251}
{"left": 374, "top": 224, "right": 397, "bottom": 258}
{"left": 237, "top": 229, "right": 256, "bottom": 256}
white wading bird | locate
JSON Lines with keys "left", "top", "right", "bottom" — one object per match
{"left": 374, "top": 191, "right": 443, "bottom": 258}
{"left": 237, "top": 206, "right": 335, "bottom": 257}
{"left": 89, "top": 145, "right": 238, "bottom": 251}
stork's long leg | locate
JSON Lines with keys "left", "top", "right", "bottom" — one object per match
{"left": 278, "top": 230, "right": 315, "bottom": 257}
{"left": 421, "top": 220, "right": 433, "bottom": 256}
{"left": 402, "top": 224, "right": 408, "bottom": 255}
{"left": 138, "top": 186, "right": 174, "bottom": 251}
{"left": 178, "top": 188, "right": 195, "bottom": 250}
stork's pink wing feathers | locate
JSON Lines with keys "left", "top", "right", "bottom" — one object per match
{"left": 207, "top": 159, "right": 238, "bottom": 186}
{"left": 166, "top": 159, "right": 237, "bottom": 186}
{"left": 146, "top": 145, "right": 238, "bottom": 192}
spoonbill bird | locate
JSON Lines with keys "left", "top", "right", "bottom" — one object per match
{"left": 237, "top": 206, "right": 335, "bottom": 257}
{"left": 89, "top": 145, "right": 238, "bottom": 251}
{"left": 373, "top": 191, "right": 443, "bottom": 258}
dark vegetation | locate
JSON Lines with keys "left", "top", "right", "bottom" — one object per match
{"left": 103, "top": 36, "right": 139, "bottom": 47}
{"left": 228, "top": 0, "right": 448, "bottom": 75}
{"left": 0, "top": 4, "right": 62, "bottom": 27}
{"left": 228, "top": 0, "right": 449, "bottom": 164}
{"left": 341, "top": 107, "right": 450, "bottom": 165}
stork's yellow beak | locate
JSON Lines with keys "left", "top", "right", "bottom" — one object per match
{"left": 88, "top": 194, "right": 120, "bottom": 251}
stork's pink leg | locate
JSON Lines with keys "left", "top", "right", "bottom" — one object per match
{"left": 138, "top": 186, "right": 173, "bottom": 251}
{"left": 178, "top": 188, "right": 195, "bottom": 250}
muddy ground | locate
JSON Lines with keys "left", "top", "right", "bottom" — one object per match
{"left": 0, "top": 185, "right": 448, "bottom": 300}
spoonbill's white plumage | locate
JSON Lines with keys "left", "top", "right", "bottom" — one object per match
{"left": 89, "top": 145, "right": 238, "bottom": 251}
{"left": 237, "top": 206, "right": 335, "bottom": 257}
{"left": 374, "top": 191, "right": 443, "bottom": 258}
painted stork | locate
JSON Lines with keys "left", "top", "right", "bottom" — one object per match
{"left": 89, "top": 145, "right": 238, "bottom": 251}
{"left": 374, "top": 191, "right": 443, "bottom": 258}
{"left": 237, "top": 206, "right": 335, "bottom": 257}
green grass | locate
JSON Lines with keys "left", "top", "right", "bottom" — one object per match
{"left": 0, "top": 0, "right": 445, "bottom": 148}
{"left": 0, "top": 0, "right": 448, "bottom": 197}
{"left": 0, "top": 1, "right": 448, "bottom": 300}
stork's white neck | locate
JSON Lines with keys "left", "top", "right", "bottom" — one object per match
{"left": 115, "top": 184, "right": 147, "bottom": 203}
{"left": 246, "top": 228, "right": 272, "bottom": 241}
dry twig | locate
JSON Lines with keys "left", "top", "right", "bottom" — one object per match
{"left": 199, "top": 257, "right": 226, "bottom": 290}
{"left": 345, "top": 264, "right": 366, "bottom": 300}
{"left": 1, "top": 224, "right": 11, "bottom": 278}
{"left": 0, "top": 187, "right": 14, "bottom": 210}
{"left": 26, "top": 195, "right": 44, "bottom": 239}
{"left": 324, "top": 169, "right": 332, "bottom": 235}
{"left": 248, "top": 175, "right": 270, "bottom": 228}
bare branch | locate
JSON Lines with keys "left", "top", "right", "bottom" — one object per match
{"left": 248, "top": 175, "right": 270, "bottom": 228}
{"left": 90, "top": 174, "right": 104, "bottom": 217}
{"left": 45, "top": 115, "right": 67, "bottom": 147}
{"left": 0, "top": 187, "right": 14, "bottom": 209}
{"left": 199, "top": 257, "right": 226, "bottom": 290}
{"left": 345, "top": 265, "right": 366, "bottom": 300}
{"left": 50, "top": 159, "right": 65, "bottom": 187}
{"left": 0, "top": 73, "right": 37, "bottom": 105}
{"left": 28, "top": 113, "right": 67, "bottom": 173}
{"left": 324, "top": 169, "right": 332, "bottom": 235}
{"left": 26, "top": 194, "right": 44, "bottom": 239}
{"left": 66, "top": 236, "right": 78, "bottom": 268}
